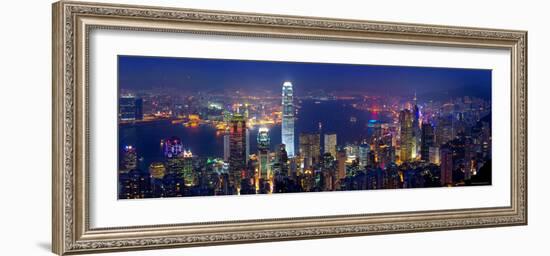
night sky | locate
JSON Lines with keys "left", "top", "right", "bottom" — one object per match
{"left": 118, "top": 55, "right": 492, "bottom": 100}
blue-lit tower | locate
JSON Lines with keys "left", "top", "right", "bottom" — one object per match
{"left": 282, "top": 81, "right": 295, "bottom": 157}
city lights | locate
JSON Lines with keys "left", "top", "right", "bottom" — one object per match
{"left": 118, "top": 56, "right": 492, "bottom": 199}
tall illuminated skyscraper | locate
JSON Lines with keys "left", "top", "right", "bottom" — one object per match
{"left": 223, "top": 133, "right": 230, "bottom": 161}
{"left": 358, "top": 143, "right": 369, "bottom": 168}
{"left": 399, "top": 109, "right": 413, "bottom": 162}
{"left": 229, "top": 113, "right": 247, "bottom": 188}
{"left": 324, "top": 133, "right": 337, "bottom": 157}
{"left": 412, "top": 92, "right": 421, "bottom": 158}
{"left": 299, "top": 133, "right": 320, "bottom": 169}
{"left": 257, "top": 127, "right": 271, "bottom": 179}
{"left": 440, "top": 146, "right": 453, "bottom": 186}
{"left": 282, "top": 81, "right": 295, "bottom": 157}
{"left": 182, "top": 150, "right": 194, "bottom": 186}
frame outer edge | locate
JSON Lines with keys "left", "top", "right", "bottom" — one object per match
{"left": 521, "top": 31, "right": 528, "bottom": 225}
{"left": 52, "top": 1, "right": 65, "bottom": 255}
{"left": 54, "top": 1, "right": 528, "bottom": 254}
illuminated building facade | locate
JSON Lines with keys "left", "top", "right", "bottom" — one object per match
{"left": 436, "top": 116, "right": 455, "bottom": 146}
{"left": 257, "top": 127, "right": 271, "bottom": 179}
{"left": 299, "top": 133, "right": 321, "bottom": 169}
{"left": 163, "top": 137, "right": 184, "bottom": 176}
{"left": 429, "top": 146, "right": 440, "bottom": 164}
{"left": 344, "top": 144, "right": 359, "bottom": 163}
{"left": 229, "top": 113, "right": 247, "bottom": 188}
{"left": 117, "top": 57, "right": 493, "bottom": 199}
{"left": 119, "top": 95, "right": 143, "bottom": 121}
{"left": 399, "top": 109, "right": 413, "bottom": 162}
{"left": 412, "top": 93, "right": 421, "bottom": 158}
{"left": 148, "top": 162, "right": 166, "bottom": 179}
{"left": 121, "top": 145, "right": 137, "bottom": 173}
{"left": 281, "top": 81, "right": 295, "bottom": 157}
{"left": 336, "top": 149, "right": 347, "bottom": 180}
{"left": 223, "top": 133, "right": 229, "bottom": 161}
{"left": 182, "top": 150, "right": 195, "bottom": 186}
{"left": 324, "top": 133, "right": 337, "bottom": 157}
{"left": 421, "top": 123, "right": 435, "bottom": 161}
{"left": 358, "top": 143, "right": 369, "bottom": 168}
{"left": 163, "top": 137, "right": 183, "bottom": 158}
{"left": 119, "top": 169, "right": 151, "bottom": 199}
{"left": 273, "top": 143, "right": 289, "bottom": 176}
{"left": 440, "top": 146, "right": 453, "bottom": 186}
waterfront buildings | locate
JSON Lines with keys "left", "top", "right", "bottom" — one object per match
{"left": 117, "top": 89, "right": 491, "bottom": 198}
{"left": 119, "top": 95, "right": 143, "bottom": 121}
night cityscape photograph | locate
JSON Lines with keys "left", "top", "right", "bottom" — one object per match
{"left": 117, "top": 55, "right": 492, "bottom": 200}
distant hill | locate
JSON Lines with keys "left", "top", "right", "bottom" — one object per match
{"left": 419, "top": 84, "right": 491, "bottom": 101}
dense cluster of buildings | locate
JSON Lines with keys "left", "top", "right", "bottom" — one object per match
{"left": 118, "top": 82, "right": 492, "bottom": 199}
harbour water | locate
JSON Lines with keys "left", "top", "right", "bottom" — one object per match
{"left": 119, "top": 99, "right": 390, "bottom": 171}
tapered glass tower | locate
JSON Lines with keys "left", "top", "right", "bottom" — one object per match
{"left": 282, "top": 81, "right": 295, "bottom": 157}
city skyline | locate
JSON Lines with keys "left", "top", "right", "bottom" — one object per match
{"left": 117, "top": 55, "right": 492, "bottom": 199}
{"left": 119, "top": 55, "right": 492, "bottom": 99}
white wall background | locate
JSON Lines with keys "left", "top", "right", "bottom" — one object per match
{"left": 0, "top": 0, "right": 546, "bottom": 255}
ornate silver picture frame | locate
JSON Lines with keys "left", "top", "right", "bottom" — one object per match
{"left": 52, "top": 1, "right": 527, "bottom": 255}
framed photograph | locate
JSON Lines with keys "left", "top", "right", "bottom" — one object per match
{"left": 52, "top": 1, "right": 527, "bottom": 255}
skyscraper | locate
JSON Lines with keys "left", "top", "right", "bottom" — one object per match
{"left": 358, "top": 143, "right": 369, "bottom": 168}
{"left": 148, "top": 162, "right": 166, "bottom": 180}
{"left": 299, "top": 133, "right": 321, "bottom": 169}
{"left": 412, "top": 92, "right": 421, "bottom": 158}
{"left": 163, "top": 137, "right": 184, "bottom": 158}
{"left": 119, "top": 95, "right": 143, "bottom": 121}
{"left": 336, "top": 149, "right": 347, "bottom": 180}
{"left": 282, "top": 81, "right": 295, "bottom": 157}
{"left": 429, "top": 146, "right": 440, "bottom": 164}
{"left": 182, "top": 150, "right": 194, "bottom": 186}
{"left": 440, "top": 146, "right": 453, "bottom": 186}
{"left": 163, "top": 137, "right": 184, "bottom": 176}
{"left": 121, "top": 145, "right": 137, "bottom": 173}
{"left": 275, "top": 144, "right": 289, "bottom": 176}
{"left": 421, "top": 122, "right": 435, "bottom": 161}
{"left": 246, "top": 128, "right": 250, "bottom": 164}
{"left": 324, "top": 133, "right": 337, "bottom": 157}
{"left": 257, "top": 127, "right": 271, "bottom": 179}
{"left": 229, "top": 113, "right": 247, "bottom": 188}
{"left": 399, "top": 109, "right": 414, "bottom": 162}
{"left": 223, "top": 133, "right": 230, "bottom": 161}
